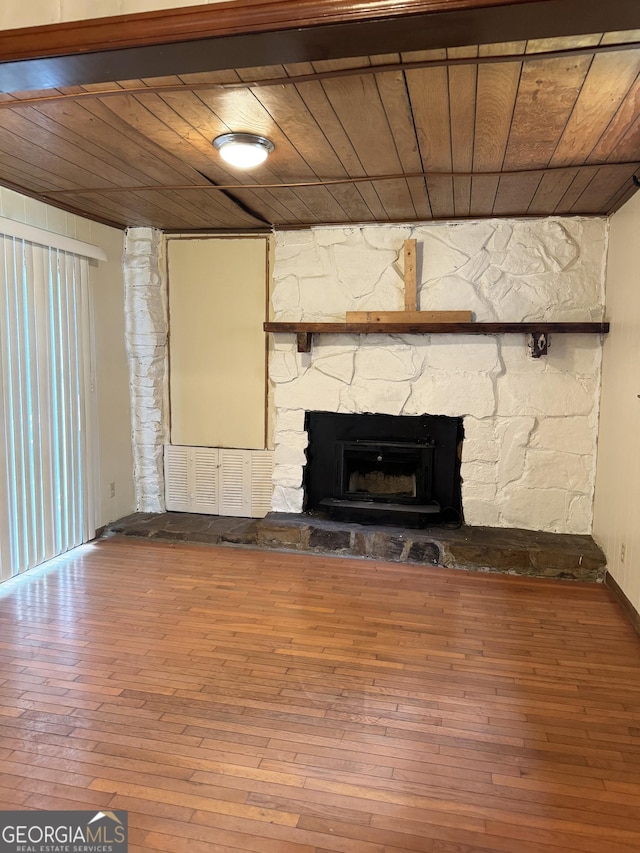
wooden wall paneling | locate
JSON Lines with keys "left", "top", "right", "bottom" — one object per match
{"left": 287, "top": 184, "right": 352, "bottom": 223}
{"left": 448, "top": 45, "right": 478, "bottom": 217}
{"left": 362, "top": 177, "right": 413, "bottom": 221}
{"left": 589, "top": 81, "right": 640, "bottom": 167}
{"left": 588, "top": 74, "right": 640, "bottom": 164}
{"left": 65, "top": 188, "right": 210, "bottom": 230}
{"left": 569, "top": 163, "right": 639, "bottom": 213}
{"left": 48, "top": 144, "right": 266, "bottom": 231}
{"left": 469, "top": 175, "right": 500, "bottom": 219}
{"left": 19, "top": 101, "right": 192, "bottom": 206}
{"left": 406, "top": 52, "right": 453, "bottom": 218}
{"left": 116, "top": 167, "right": 268, "bottom": 230}
{"left": 319, "top": 73, "right": 415, "bottom": 219}
{"left": 586, "top": 27, "right": 640, "bottom": 166}
{"left": 553, "top": 167, "right": 603, "bottom": 213}
{"left": 52, "top": 190, "right": 156, "bottom": 228}
{"left": 523, "top": 32, "right": 602, "bottom": 52}
{"left": 375, "top": 68, "right": 431, "bottom": 220}
{"left": 101, "top": 89, "right": 299, "bottom": 224}
{"left": 605, "top": 180, "right": 638, "bottom": 214}
{"left": 82, "top": 95, "right": 249, "bottom": 225}
{"left": 176, "top": 67, "right": 254, "bottom": 88}
{"left": 426, "top": 172, "right": 455, "bottom": 220}
{"left": 344, "top": 181, "right": 388, "bottom": 222}
{"left": 102, "top": 190, "right": 203, "bottom": 229}
{"left": 263, "top": 185, "right": 323, "bottom": 225}
{"left": 0, "top": 145, "right": 74, "bottom": 193}
{"left": 404, "top": 177, "right": 433, "bottom": 222}
{"left": 343, "top": 181, "right": 388, "bottom": 222}
{"left": 151, "top": 92, "right": 304, "bottom": 225}
{"left": 232, "top": 62, "right": 290, "bottom": 84}
{"left": 218, "top": 187, "right": 299, "bottom": 226}
{"left": 470, "top": 42, "right": 525, "bottom": 216}
{"left": 31, "top": 100, "right": 188, "bottom": 189}
{"left": 246, "top": 81, "right": 373, "bottom": 221}
{"left": 492, "top": 170, "right": 544, "bottom": 215}
{"left": 152, "top": 88, "right": 235, "bottom": 146}
{"left": 192, "top": 87, "right": 333, "bottom": 223}
{"left": 527, "top": 167, "right": 579, "bottom": 214}
{"left": 0, "top": 108, "right": 135, "bottom": 192}
{"left": 43, "top": 90, "right": 269, "bottom": 230}
{"left": 550, "top": 49, "right": 640, "bottom": 166}
{"left": 323, "top": 184, "right": 381, "bottom": 223}
{"left": 310, "top": 56, "right": 375, "bottom": 74}
{"left": 97, "top": 91, "right": 222, "bottom": 174}
{"left": 253, "top": 84, "right": 347, "bottom": 180}
{"left": 502, "top": 55, "right": 593, "bottom": 170}
{"left": 196, "top": 85, "right": 314, "bottom": 183}
{"left": 103, "top": 189, "right": 223, "bottom": 230}
{"left": 210, "top": 178, "right": 297, "bottom": 229}
{"left": 293, "top": 75, "right": 386, "bottom": 220}
{"left": 153, "top": 188, "right": 267, "bottom": 229}
{"left": 67, "top": 97, "right": 223, "bottom": 188}
{"left": 90, "top": 92, "right": 237, "bottom": 188}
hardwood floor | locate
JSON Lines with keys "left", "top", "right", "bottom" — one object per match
{"left": 1, "top": 537, "right": 639, "bottom": 852}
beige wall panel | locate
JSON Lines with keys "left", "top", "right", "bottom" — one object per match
{"left": 593, "top": 194, "right": 640, "bottom": 613}
{"left": 168, "top": 237, "right": 267, "bottom": 450}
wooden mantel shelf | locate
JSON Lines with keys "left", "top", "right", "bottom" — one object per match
{"left": 264, "top": 321, "right": 610, "bottom": 354}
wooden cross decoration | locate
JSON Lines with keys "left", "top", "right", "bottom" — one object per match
{"left": 345, "top": 239, "right": 472, "bottom": 323}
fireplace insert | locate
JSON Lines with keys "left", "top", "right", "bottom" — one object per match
{"left": 304, "top": 411, "right": 462, "bottom": 527}
{"left": 335, "top": 439, "right": 434, "bottom": 504}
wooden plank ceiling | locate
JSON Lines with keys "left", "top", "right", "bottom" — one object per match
{"left": 1, "top": 27, "right": 640, "bottom": 229}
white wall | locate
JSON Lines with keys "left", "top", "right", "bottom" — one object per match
{"left": 593, "top": 193, "right": 640, "bottom": 611}
{"left": 270, "top": 219, "right": 607, "bottom": 535}
{"left": 0, "top": 187, "right": 135, "bottom": 528}
{"left": 1, "top": 1, "right": 227, "bottom": 30}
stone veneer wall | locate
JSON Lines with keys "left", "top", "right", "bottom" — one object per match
{"left": 123, "top": 227, "right": 169, "bottom": 512}
{"left": 269, "top": 219, "right": 608, "bottom": 534}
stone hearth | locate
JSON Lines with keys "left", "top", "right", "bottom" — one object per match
{"left": 104, "top": 513, "right": 606, "bottom": 582}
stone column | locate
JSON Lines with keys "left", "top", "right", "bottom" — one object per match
{"left": 123, "top": 227, "right": 168, "bottom": 512}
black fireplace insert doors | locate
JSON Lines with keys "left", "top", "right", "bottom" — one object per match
{"left": 304, "top": 411, "right": 463, "bottom": 526}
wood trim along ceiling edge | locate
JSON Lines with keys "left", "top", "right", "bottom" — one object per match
{"left": 1, "top": 0, "right": 639, "bottom": 93}
{"left": 0, "top": 0, "right": 620, "bottom": 59}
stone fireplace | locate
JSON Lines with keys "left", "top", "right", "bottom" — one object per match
{"left": 269, "top": 218, "right": 607, "bottom": 536}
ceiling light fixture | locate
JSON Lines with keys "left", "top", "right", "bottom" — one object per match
{"left": 213, "top": 132, "right": 274, "bottom": 169}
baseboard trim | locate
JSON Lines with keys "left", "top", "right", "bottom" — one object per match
{"left": 605, "top": 571, "right": 640, "bottom": 637}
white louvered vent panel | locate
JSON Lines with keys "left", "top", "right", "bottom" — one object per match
{"left": 193, "top": 447, "right": 219, "bottom": 514}
{"left": 164, "top": 445, "right": 274, "bottom": 517}
{"left": 164, "top": 445, "right": 191, "bottom": 512}
{"left": 250, "top": 451, "right": 274, "bottom": 518}
{"left": 218, "top": 449, "right": 251, "bottom": 517}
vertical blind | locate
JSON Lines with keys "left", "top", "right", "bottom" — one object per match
{"left": 0, "top": 235, "right": 96, "bottom": 582}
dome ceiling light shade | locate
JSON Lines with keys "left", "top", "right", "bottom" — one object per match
{"left": 213, "top": 132, "right": 274, "bottom": 168}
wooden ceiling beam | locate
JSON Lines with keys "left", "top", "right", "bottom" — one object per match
{"left": 3, "top": 40, "right": 640, "bottom": 110}
{"left": 0, "top": 0, "right": 639, "bottom": 93}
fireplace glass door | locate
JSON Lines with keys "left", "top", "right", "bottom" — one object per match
{"left": 335, "top": 440, "right": 433, "bottom": 505}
